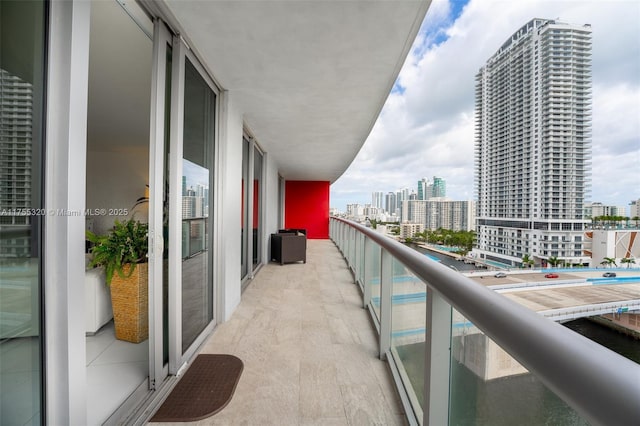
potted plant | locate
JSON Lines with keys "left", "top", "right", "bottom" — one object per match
{"left": 87, "top": 219, "right": 149, "bottom": 343}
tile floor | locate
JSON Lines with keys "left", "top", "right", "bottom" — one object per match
{"left": 150, "top": 239, "right": 407, "bottom": 425}
{"left": 86, "top": 322, "right": 148, "bottom": 425}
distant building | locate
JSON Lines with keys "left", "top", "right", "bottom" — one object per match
{"left": 629, "top": 199, "right": 640, "bottom": 219}
{"left": 401, "top": 199, "right": 475, "bottom": 231}
{"left": 372, "top": 191, "right": 384, "bottom": 209}
{"left": 429, "top": 176, "right": 446, "bottom": 199}
{"left": 417, "top": 176, "right": 446, "bottom": 200}
{"left": 417, "top": 178, "right": 428, "bottom": 200}
{"left": 400, "top": 222, "right": 424, "bottom": 239}
{"left": 0, "top": 69, "right": 34, "bottom": 257}
{"left": 474, "top": 19, "right": 592, "bottom": 267}
{"left": 385, "top": 192, "right": 397, "bottom": 214}
{"left": 585, "top": 202, "right": 626, "bottom": 218}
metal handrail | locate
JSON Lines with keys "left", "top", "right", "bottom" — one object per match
{"left": 332, "top": 217, "right": 640, "bottom": 426}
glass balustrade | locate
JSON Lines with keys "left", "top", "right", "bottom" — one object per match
{"left": 449, "top": 308, "right": 586, "bottom": 426}
{"left": 389, "top": 260, "right": 426, "bottom": 419}
{"left": 329, "top": 217, "right": 639, "bottom": 426}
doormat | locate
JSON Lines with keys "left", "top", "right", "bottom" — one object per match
{"left": 150, "top": 354, "right": 244, "bottom": 422}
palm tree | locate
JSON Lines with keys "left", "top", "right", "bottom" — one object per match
{"left": 547, "top": 256, "right": 561, "bottom": 267}
{"left": 603, "top": 257, "right": 618, "bottom": 268}
{"left": 620, "top": 257, "right": 636, "bottom": 269}
{"left": 521, "top": 254, "right": 534, "bottom": 268}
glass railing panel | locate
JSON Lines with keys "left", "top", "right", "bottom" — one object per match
{"left": 449, "top": 308, "right": 588, "bottom": 425}
{"left": 367, "top": 241, "right": 381, "bottom": 323}
{"left": 390, "top": 259, "right": 426, "bottom": 420}
{"left": 357, "top": 233, "right": 365, "bottom": 287}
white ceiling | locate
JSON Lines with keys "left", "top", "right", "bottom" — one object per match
{"left": 161, "top": 0, "right": 430, "bottom": 183}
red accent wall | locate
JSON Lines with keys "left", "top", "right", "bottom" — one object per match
{"left": 285, "top": 181, "right": 329, "bottom": 239}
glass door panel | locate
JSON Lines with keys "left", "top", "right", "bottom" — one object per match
{"left": 241, "top": 137, "right": 250, "bottom": 280}
{"left": 0, "top": 1, "right": 46, "bottom": 424}
{"left": 252, "top": 148, "right": 263, "bottom": 270}
{"left": 180, "top": 59, "right": 215, "bottom": 353}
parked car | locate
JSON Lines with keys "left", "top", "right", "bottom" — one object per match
{"left": 494, "top": 272, "right": 507, "bottom": 278}
{"left": 544, "top": 273, "right": 559, "bottom": 278}
{"left": 602, "top": 272, "right": 617, "bottom": 278}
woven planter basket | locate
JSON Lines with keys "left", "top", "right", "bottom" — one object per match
{"left": 110, "top": 263, "right": 148, "bottom": 343}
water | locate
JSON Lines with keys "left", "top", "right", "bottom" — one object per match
{"left": 407, "top": 243, "right": 478, "bottom": 272}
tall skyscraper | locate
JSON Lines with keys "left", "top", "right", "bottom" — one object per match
{"left": 474, "top": 19, "right": 592, "bottom": 267}
{"left": 0, "top": 69, "right": 34, "bottom": 257}
{"left": 372, "top": 191, "right": 384, "bottom": 209}
{"left": 417, "top": 178, "right": 428, "bottom": 200}
{"left": 385, "top": 191, "right": 397, "bottom": 214}
{"left": 430, "top": 176, "right": 446, "bottom": 198}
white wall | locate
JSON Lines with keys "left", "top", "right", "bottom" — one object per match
{"left": 219, "top": 92, "right": 243, "bottom": 321}
{"left": 85, "top": 147, "right": 149, "bottom": 235}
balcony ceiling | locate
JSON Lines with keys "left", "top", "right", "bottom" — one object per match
{"left": 162, "top": 0, "right": 430, "bottom": 183}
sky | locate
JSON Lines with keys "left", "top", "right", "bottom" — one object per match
{"left": 330, "top": 0, "right": 640, "bottom": 214}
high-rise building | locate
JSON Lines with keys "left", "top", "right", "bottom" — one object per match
{"left": 474, "top": 19, "right": 592, "bottom": 267}
{"left": 401, "top": 199, "right": 475, "bottom": 231}
{"left": 417, "top": 177, "right": 428, "bottom": 200}
{"left": 430, "top": 176, "right": 446, "bottom": 198}
{"left": 385, "top": 191, "right": 397, "bottom": 214}
{"left": 372, "top": 191, "right": 384, "bottom": 209}
{"left": 0, "top": 69, "right": 34, "bottom": 257}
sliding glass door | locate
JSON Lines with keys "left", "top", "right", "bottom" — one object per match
{"left": 180, "top": 58, "right": 215, "bottom": 353}
{"left": 164, "top": 37, "right": 218, "bottom": 373}
{"left": 0, "top": 1, "right": 46, "bottom": 424}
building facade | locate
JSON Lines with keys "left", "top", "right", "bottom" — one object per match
{"left": 430, "top": 176, "right": 446, "bottom": 199}
{"left": 630, "top": 199, "right": 640, "bottom": 219}
{"left": 474, "top": 18, "right": 592, "bottom": 267}
{"left": 401, "top": 199, "right": 475, "bottom": 231}
{"left": 372, "top": 191, "right": 384, "bottom": 209}
{"left": 400, "top": 222, "right": 424, "bottom": 239}
{"left": 584, "top": 202, "right": 627, "bottom": 219}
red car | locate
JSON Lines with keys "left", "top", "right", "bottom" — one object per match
{"left": 544, "top": 273, "right": 559, "bottom": 278}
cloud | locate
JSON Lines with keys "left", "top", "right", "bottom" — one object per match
{"left": 331, "top": 0, "right": 640, "bottom": 212}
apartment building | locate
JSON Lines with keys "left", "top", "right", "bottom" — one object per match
{"left": 474, "top": 19, "right": 592, "bottom": 267}
{"left": 401, "top": 199, "right": 475, "bottom": 231}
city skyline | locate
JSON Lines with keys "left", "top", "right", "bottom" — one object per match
{"left": 330, "top": 0, "right": 639, "bottom": 213}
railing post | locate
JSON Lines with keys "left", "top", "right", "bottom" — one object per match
{"left": 347, "top": 227, "right": 353, "bottom": 268}
{"left": 350, "top": 227, "right": 356, "bottom": 270}
{"left": 363, "top": 236, "right": 372, "bottom": 308}
{"left": 354, "top": 231, "right": 361, "bottom": 284}
{"left": 424, "top": 287, "right": 452, "bottom": 425}
{"left": 379, "top": 248, "right": 393, "bottom": 360}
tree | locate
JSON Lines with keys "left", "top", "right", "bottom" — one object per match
{"left": 521, "top": 254, "right": 534, "bottom": 268}
{"left": 547, "top": 256, "right": 561, "bottom": 267}
{"left": 620, "top": 257, "right": 636, "bottom": 269}
{"left": 602, "top": 257, "right": 618, "bottom": 268}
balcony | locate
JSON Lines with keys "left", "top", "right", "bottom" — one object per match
{"left": 159, "top": 239, "right": 405, "bottom": 425}
{"left": 159, "top": 219, "right": 640, "bottom": 425}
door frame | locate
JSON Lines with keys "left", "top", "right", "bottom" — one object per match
{"left": 167, "top": 34, "right": 221, "bottom": 375}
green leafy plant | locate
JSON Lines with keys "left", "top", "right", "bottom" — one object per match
{"left": 86, "top": 219, "right": 148, "bottom": 285}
